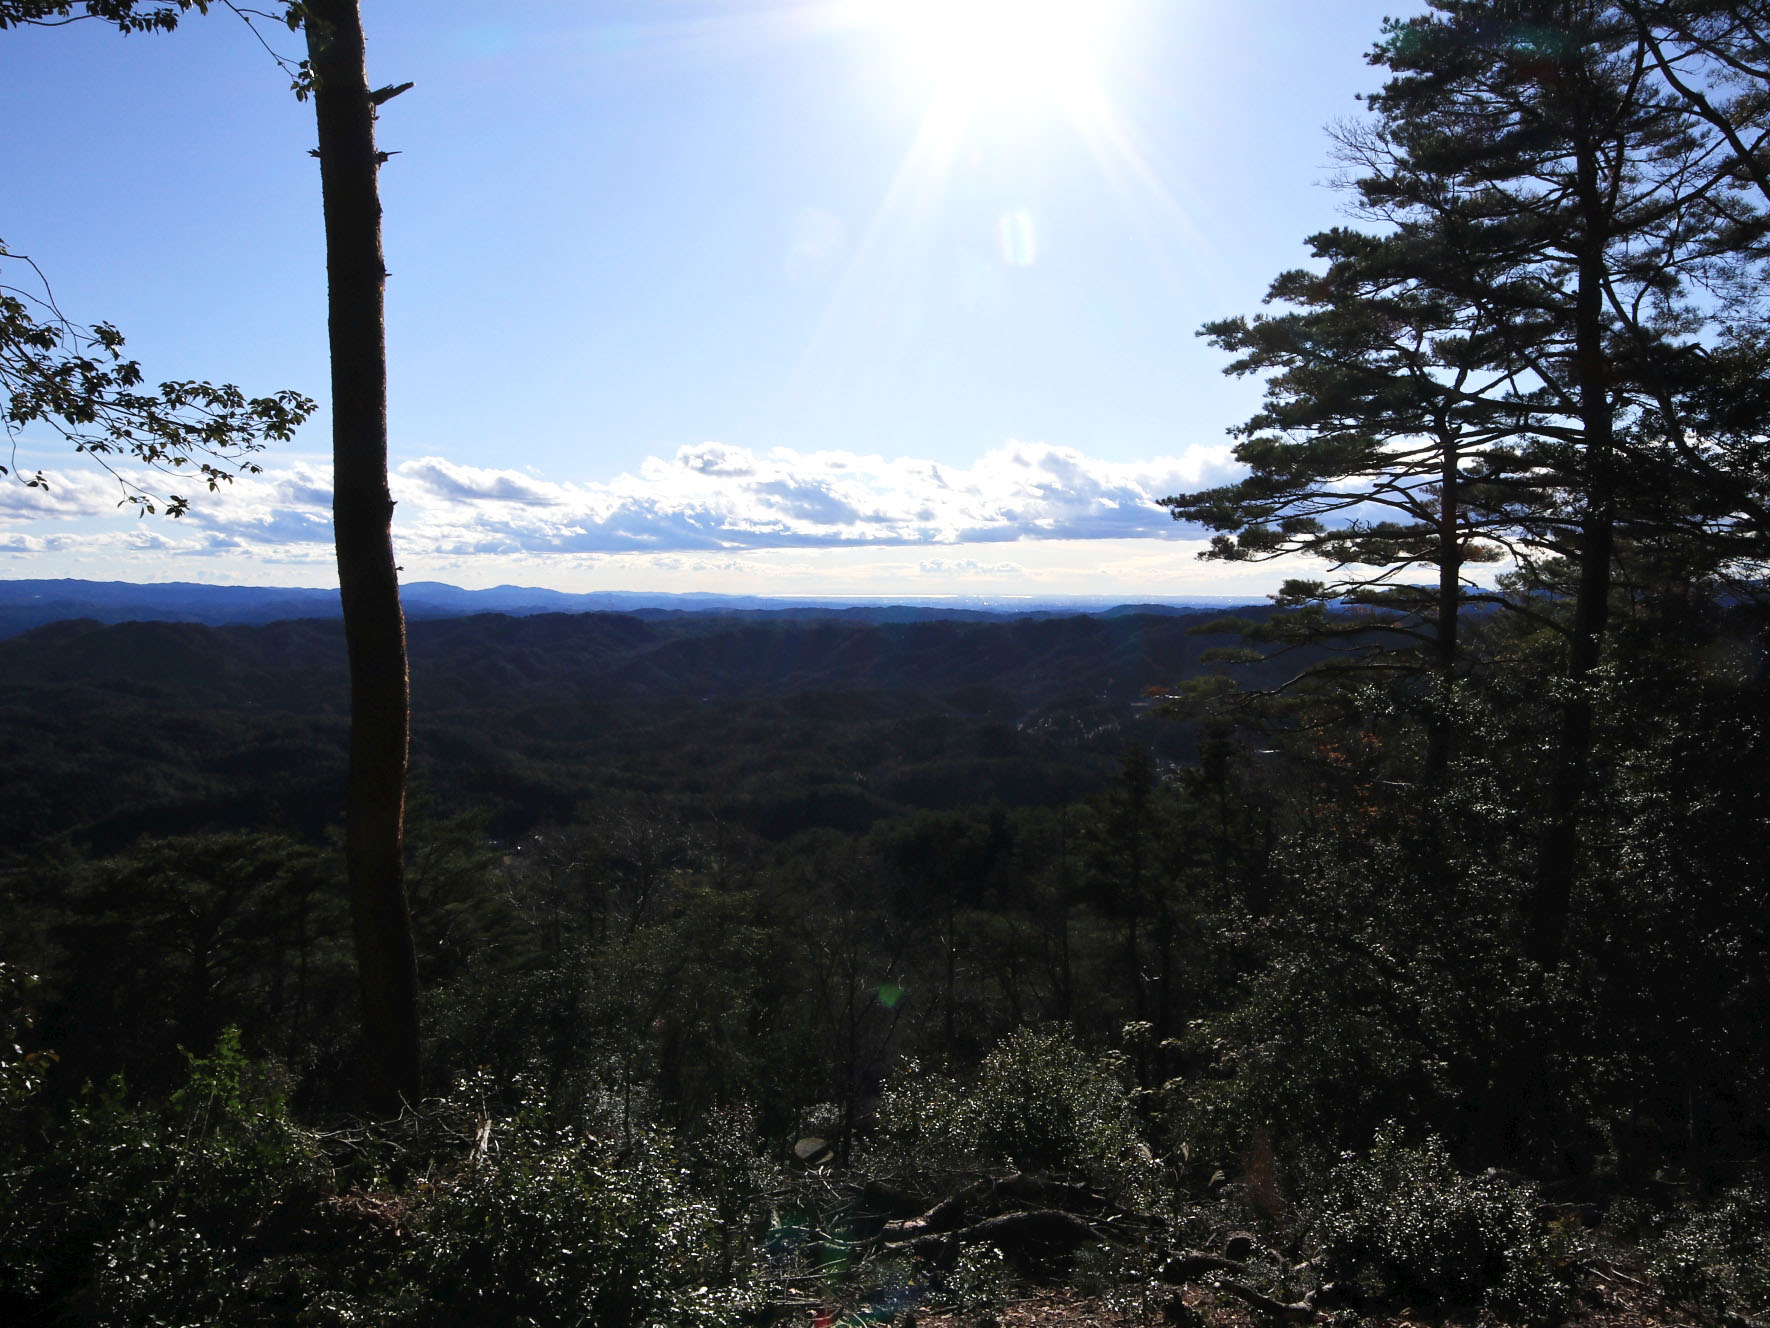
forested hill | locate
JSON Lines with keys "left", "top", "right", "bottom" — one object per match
{"left": 0, "top": 577, "right": 1241, "bottom": 637}
{"left": 0, "top": 606, "right": 1291, "bottom": 850}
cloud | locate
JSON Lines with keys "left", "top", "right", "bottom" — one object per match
{"left": 0, "top": 467, "right": 127, "bottom": 520}
{"left": 393, "top": 438, "right": 1236, "bottom": 556}
{"left": 398, "top": 458, "right": 556, "bottom": 506}
{"left": 0, "top": 439, "right": 1244, "bottom": 593}
{"left": 920, "top": 557, "right": 1023, "bottom": 576}
{"left": 0, "top": 532, "right": 69, "bottom": 553}
{"left": 678, "top": 443, "right": 757, "bottom": 477}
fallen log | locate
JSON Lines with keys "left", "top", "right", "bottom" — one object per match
{"left": 1159, "top": 1253, "right": 1360, "bottom": 1322}
{"left": 860, "top": 1179, "right": 932, "bottom": 1220}
{"left": 994, "top": 1172, "right": 1108, "bottom": 1213}
{"left": 899, "top": 1208, "right": 1102, "bottom": 1270}
{"left": 1210, "top": 1279, "right": 1323, "bottom": 1323}
{"left": 881, "top": 1193, "right": 976, "bottom": 1242}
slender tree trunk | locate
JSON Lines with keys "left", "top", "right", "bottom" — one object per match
{"left": 1529, "top": 133, "right": 1615, "bottom": 972}
{"left": 1424, "top": 422, "right": 1463, "bottom": 784}
{"left": 306, "top": 0, "right": 421, "bottom": 1115}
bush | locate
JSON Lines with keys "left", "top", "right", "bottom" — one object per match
{"left": 1310, "top": 1125, "right": 1570, "bottom": 1322}
{"left": 1651, "top": 1174, "right": 1770, "bottom": 1315}
{"left": 0, "top": 962, "right": 52, "bottom": 1113}
{"left": 875, "top": 1026, "right": 1148, "bottom": 1186}
{"left": 2, "top": 1039, "right": 755, "bottom": 1327}
{"left": 407, "top": 1104, "right": 756, "bottom": 1328}
{"left": 0, "top": 1028, "right": 332, "bottom": 1326}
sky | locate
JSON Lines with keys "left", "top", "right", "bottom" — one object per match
{"left": 0, "top": 0, "right": 1421, "bottom": 599}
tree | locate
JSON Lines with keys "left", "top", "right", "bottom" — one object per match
{"left": 0, "top": 1, "right": 199, "bottom": 30}
{"left": 1172, "top": 0, "right": 1770, "bottom": 970}
{"left": 1615, "top": 0, "right": 1770, "bottom": 557}
{"left": 301, "top": 0, "right": 420, "bottom": 1115}
{"left": 0, "top": 243, "right": 312, "bottom": 514}
{"left": 3, "top": 0, "right": 422, "bottom": 1113}
{"left": 1161, "top": 223, "right": 1529, "bottom": 780}
{"left": 1363, "top": 0, "right": 1769, "bottom": 970}
{"left": 1, "top": 5, "right": 312, "bottom": 513}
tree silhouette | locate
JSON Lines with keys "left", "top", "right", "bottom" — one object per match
{"left": 301, "top": 0, "right": 420, "bottom": 1115}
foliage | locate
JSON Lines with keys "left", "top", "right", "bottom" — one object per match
{"left": 6, "top": 7, "right": 1770, "bottom": 1313}
{"left": 1650, "top": 1174, "right": 1770, "bottom": 1316}
{"left": 871, "top": 1056, "right": 973, "bottom": 1172}
{"left": 0, "top": 962, "right": 52, "bottom": 1111}
{"left": 0, "top": 0, "right": 205, "bottom": 32}
{"left": 1310, "top": 1126, "right": 1571, "bottom": 1321}
{"left": 1, "top": 1042, "right": 761, "bottom": 1326}
{"left": 937, "top": 1243, "right": 1016, "bottom": 1315}
{"left": 405, "top": 1094, "right": 756, "bottom": 1328}
{"left": 36, "top": 831, "right": 348, "bottom": 1097}
{"left": 1163, "top": 792, "right": 1534, "bottom": 1166}
{"left": 0, "top": 241, "right": 312, "bottom": 514}
{"left": 876, "top": 1026, "right": 1149, "bottom": 1187}
{"left": 0, "top": 1028, "right": 333, "bottom": 1326}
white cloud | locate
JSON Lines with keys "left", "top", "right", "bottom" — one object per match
{"left": 919, "top": 557, "right": 1023, "bottom": 576}
{"left": 0, "top": 467, "right": 126, "bottom": 520}
{"left": 393, "top": 438, "right": 1236, "bottom": 555}
{"left": 0, "top": 439, "right": 1255, "bottom": 594}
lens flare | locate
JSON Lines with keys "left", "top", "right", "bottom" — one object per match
{"left": 996, "top": 210, "right": 1038, "bottom": 267}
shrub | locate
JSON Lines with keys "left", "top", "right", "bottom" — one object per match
{"left": 1310, "top": 1124, "right": 1569, "bottom": 1322}
{"left": 407, "top": 1106, "right": 756, "bottom": 1328}
{"left": 969, "top": 1027, "right": 1140, "bottom": 1178}
{"left": 876, "top": 1026, "right": 1148, "bottom": 1186}
{"left": 0, "top": 962, "right": 51, "bottom": 1113}
{"left": 873, "top": 1058, "right": 973, "bottom": 1172}
{"left": 4, "top": 1038, "right": 765, "bottom": 1328}
{"left": 1651, "top": 1174, "right": 1770, "bottom": 1315}
{"left": 0, "top": 1028, "right": 332, "bottom": 1326}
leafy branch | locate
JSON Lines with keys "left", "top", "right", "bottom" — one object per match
{"left": 0, "top": 240, "right": 314, "bottom": 515}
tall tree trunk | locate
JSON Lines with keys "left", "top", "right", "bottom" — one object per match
{"left": 306, "top": 0, "right": 420, "bottom": 1115}
{"left": 1529, "top": 132, "right": 1615, "bottom": 972}
{"left": 1424, "top": 420, "right": 1463, "bottom": 784}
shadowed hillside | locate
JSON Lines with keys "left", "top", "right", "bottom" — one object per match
{"left": 0, "top": 607, "right": 1295, "bottom": 849}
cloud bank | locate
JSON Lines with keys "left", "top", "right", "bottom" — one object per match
{"left": 0, "top": 439, "right": 1246, "bottom": 592}
{"left": 391, "top": 439, "right": 1234, "bottom": 556}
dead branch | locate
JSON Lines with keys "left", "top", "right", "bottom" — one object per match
{"left": 899, "top": 1209, "right": 1102, "bottom": 1269}
{"left": 1209, "top": 1279, "right": 1325, "bottom": 1323}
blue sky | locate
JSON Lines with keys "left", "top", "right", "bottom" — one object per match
{"left": 1, "top": 0, "right": 1417, "bottom": 597}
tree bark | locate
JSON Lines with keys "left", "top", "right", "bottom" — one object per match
{"left": 1529, "top": 130, "right": 1616, "bottom": 972}
{"left": 305, "top": 0, "right": 421, "bottom": 1115}
{"left": 1424, "top": 418, "right": 1463, "bottom": 785}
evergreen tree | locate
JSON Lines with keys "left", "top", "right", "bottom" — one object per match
{"left": 1162, "top": 222, "right": 1531, "bottom": 779}
{"left": 1171, "top": 0, "right": 1770, "bottom": 967}
{"left": 1366, "top": 0, "right": 1768, "bottom": 968}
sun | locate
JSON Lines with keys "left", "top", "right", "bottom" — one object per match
{"left": 876, "top": 0, "right": 1117, "bottom": 114}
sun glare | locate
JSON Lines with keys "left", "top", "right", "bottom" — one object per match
{"left": 876, "top": 0, "right": 1115, "bottom": 114}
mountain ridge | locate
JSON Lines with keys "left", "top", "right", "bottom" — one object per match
{"left": 0, "top": 577, "right": 1261, "bottom": 638}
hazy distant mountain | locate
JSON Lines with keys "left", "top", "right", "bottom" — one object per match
{"left": 0, "top": 578, "right": 1260, "bottom": 638}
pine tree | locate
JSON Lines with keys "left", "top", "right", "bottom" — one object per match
{"left": 1367, "top": 0, "right": 1770, "bottom": 967}
{"left": 1163, "top": 222, "right": 1531, "bottom": 779}
{"left": 1171, "top": 0, "right": 1769, "bottom": 969}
